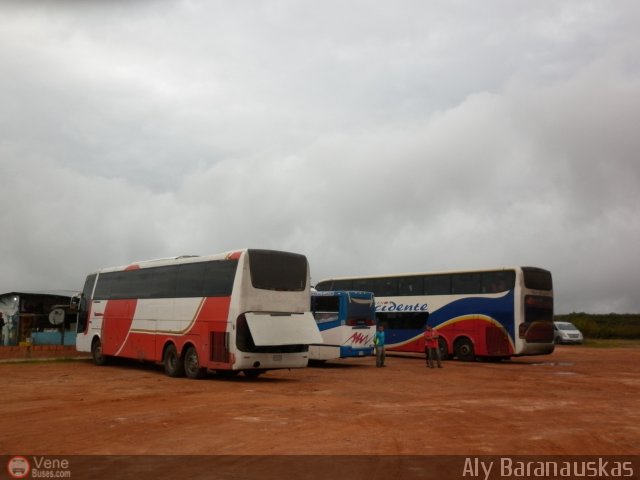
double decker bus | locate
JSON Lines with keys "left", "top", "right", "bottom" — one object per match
{"left": 315, "top": 267, "right": 554, "bottom": 361}
{"left": 76, "top": 249, "right": 322, "bottom": 378}
{"left": 309, "top": 290, "right": 376, "bottom": 361}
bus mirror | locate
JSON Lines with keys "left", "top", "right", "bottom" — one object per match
{"left": 70, "top": 294, "right": 81, "bottom": 310}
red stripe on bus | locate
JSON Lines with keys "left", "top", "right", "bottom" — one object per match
{"left": 101, "top": 299, "right": 137, "bottom": 356}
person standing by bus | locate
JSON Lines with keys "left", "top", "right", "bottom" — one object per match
{"left": 424, "top": 325, "right": 442, "bottom": 368}
{"left": 374, "top": 325, "right": 386, "bottom": 367}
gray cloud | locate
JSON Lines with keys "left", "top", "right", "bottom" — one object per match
{"left": 1, "top": 1, "right": 639, "bottom": 313}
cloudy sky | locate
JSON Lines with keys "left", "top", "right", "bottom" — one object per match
{"left": 1, "top": 1, "right": 638, "bottom": 314}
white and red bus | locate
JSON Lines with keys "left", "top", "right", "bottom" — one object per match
{"left": 76, "top": 249, "right": 322, "bottom": 378}
{"left": 315, "top": 267, "right": 554, "bottom": 361}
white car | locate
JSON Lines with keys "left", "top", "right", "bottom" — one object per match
{"left": 553, "top": 321, "right": 584, "bottom": 345}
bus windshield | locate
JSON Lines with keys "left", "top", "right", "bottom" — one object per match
{"left": 248, "top": 249, "right": 307, "bottom": 292}
{"left": 311, "top": 295, "right": 340, "bottom": 323}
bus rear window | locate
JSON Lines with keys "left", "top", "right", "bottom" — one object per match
{"left": 522, "top": 268, "right": 553, "bottom": 291}
{"left": 249, "top": 249, "right": 307, "bottom": 292}
{"left": 311, "top": 295, "right": 340, "bottom": 323}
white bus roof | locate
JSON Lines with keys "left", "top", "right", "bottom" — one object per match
{"left": 317, "top": 266, "right": 527, "bottom": 283}
{"left": 311, "top": 290, "right": 373, "bottom": 296}
{"left": 93, "top": 249, "right": 249, "bottom": 274}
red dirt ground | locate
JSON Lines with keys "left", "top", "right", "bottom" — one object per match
{"left": 1, "top": 346, "right": 638, "bottom": 456}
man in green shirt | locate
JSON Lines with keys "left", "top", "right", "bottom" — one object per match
{"left": 374, "top": 325, "right": 386, "bottom": 367}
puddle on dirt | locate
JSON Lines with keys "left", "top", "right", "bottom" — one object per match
{"left": 233, "top": 416, "right": 262, "bottom": 423}
{"left": 530, "top": 362, "right": 574, "bottom": 367}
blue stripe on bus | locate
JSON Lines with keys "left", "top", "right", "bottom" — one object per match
{"left": 429, "top": 290, "right": 515, "bottom": 339}
{"left": 316, "top": 319, "right": 342, "bottom": 331}
{"left": 384, "top": 290, "right": 515, "bottom": 344}
{"left": 340, "top": 345, "right": 374, "bottom": 357}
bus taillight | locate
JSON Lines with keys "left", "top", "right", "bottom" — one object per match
{"left": 525, "top": 295, "right": 553, "bottom": 309}
{"left": 346, "top": 318, "right": 376, "bottom": 326}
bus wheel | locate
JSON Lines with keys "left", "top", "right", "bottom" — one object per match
{"left": 163, "top": 344, "right": 185, "bottom": 378}
{"left": 91, "top": 338, "right": 108, "bottom": 366}
{"left": 455, "top": 338, "right": 475, "bottom": 362}
{"left": 184, "top": 346, "right": 206, "bottom": 380}
{"left": 243, "top": 370, "right": 262, "bottom": 378}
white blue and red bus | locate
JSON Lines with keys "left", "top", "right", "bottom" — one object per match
{"left": 76, "top": 249, "right": 322, "bottom": 378}
{"left": 315, "top": 267, "right": 554, "bottom": 361}
{"left": 309, "top": 290, "right": 376, "bottom": 361}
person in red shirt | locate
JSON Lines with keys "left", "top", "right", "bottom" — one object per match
{"left": 423, "top": 325, "right": 442, "bottom": 368}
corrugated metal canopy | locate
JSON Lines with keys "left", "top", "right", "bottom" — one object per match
{"left": 0, "top": 290, "right": 78, "bottom": 298}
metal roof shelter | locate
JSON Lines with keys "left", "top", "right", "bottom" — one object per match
{"left": 0, "top": 290, "right": 79, "bottom": 346}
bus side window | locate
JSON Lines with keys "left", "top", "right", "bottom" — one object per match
{"left": 353, "top": 279, "right": 373, "bottom": 293}
{"left": 374, "top": 278, "right": 398, "bottom": 297}
{"left": 482, "top": 271, "right": 516, "bottom": 293}
{"left": 377, "top": 312, "right": 427, "bottom": 330}
{"left": 175, "top": 263, "right": 206, "bottom": 297}
{"left": 398, "top": 276, "right": 422, "bottom": 296}
{"left": 332, "top": 280, "right": 353, "bottom": 291}
{"left": 451, "top": 273, "right": 481, "bottom": 295}
{"left": 424, "top": 274, "right": 451, "bottom": 295}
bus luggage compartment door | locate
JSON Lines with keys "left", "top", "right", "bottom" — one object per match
{"left": 210, "top": 332, "right": 229, "bottom": 363}
{"left": 485, "top": 325, "right": 511, "bottom": 356}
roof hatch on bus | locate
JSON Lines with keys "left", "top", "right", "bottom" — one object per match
{"left": 244, "top": 312, "right": 323, "bottom": 346}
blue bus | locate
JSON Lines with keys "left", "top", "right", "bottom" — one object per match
{"left": 309, "top": 291, "right": 376, "bottom": 361}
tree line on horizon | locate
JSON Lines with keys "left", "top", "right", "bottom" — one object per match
{"left": 555, "top": 313, "right": 640, "bottom": 339}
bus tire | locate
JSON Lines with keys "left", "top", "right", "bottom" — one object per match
{"left": 163, "top": 344, "right": 185, "bottom": 378}
{"left": 91, "top": 338, "right": 108, "bottom": 366}
{"left": 184, "top": 346, "right": 206, "bottom": 379}
{"left": 438, "top": 337, "right": 450, "bottom": 360}
{"left": 455, "top": 338, "right": 475, "bottom": 362}
{"left": 243, "top": 370, "right": 262, "bottom": 378}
